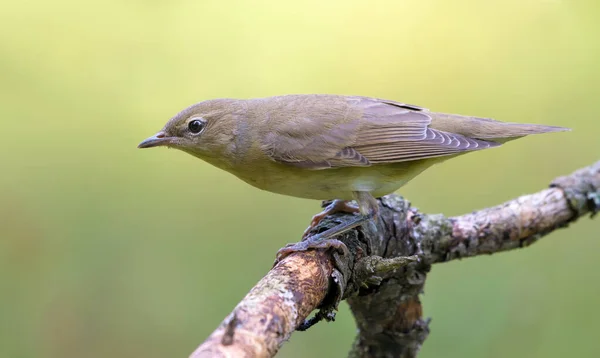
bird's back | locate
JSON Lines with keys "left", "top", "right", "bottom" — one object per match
{"left": 248, "top": 94, "right": 568, "bottom": 143}
{"left": 245, "top": 95, "right": 568, "bottom": 169}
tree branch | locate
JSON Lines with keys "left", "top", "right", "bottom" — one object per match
{"left": 190, "top": 160, "right": 599, "bottom": 358}
{"left": 190, "top": 251, "right": 333, "bottom": 358}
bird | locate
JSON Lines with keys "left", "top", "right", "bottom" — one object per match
{"left": 138, "top": 94, "right": 568, "bottom": 258}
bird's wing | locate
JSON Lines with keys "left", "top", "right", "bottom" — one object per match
{"left": 264, "top": 96, "right": 499, "bottom": 169}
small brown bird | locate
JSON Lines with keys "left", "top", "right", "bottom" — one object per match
{"left": 139, "top": 95, "right": 568, "bottom": 256}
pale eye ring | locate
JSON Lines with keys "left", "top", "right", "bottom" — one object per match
{"left": 188, "top": 119, "right": 206, "bottom": 134}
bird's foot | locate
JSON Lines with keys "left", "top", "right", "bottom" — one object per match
{"left": 302, "top": 199, "right": 359, "bottom": 238}
{"left": 275, "top": 237, "right": 348, "bottom": 265}
{"left": 275, "top": 214, "right": 372, "bottom": 265}
{"left": 275, "top": 192, "right": 379, "bottom": 266}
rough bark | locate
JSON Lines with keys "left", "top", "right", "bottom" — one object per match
{"left": 190, "top": 251, "right": 333, "bottom": 358}
{"left": 191, "top": 161, "right": 599, "bottom": 358}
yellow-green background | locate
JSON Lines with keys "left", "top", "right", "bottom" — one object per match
{"left": 1, "top": 0, "right": 598, "bottom": 357}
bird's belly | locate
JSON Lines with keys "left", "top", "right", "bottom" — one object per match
{"left": 238, "top": 160, "right": 436, "bottom": 201}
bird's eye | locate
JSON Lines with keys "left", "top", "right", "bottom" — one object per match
{"left": 188, "top": 119, "right": 206, "bottom": 134}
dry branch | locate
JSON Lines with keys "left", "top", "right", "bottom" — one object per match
{"left": 191, "top": 161, "right": 599, "bottom": 358}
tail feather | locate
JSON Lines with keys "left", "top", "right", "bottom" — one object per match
{"left": 430, "top": 113, "right": 570, "bottom": 142}
{"left": 486, "top": 123, "right": 570, "bottom": 143}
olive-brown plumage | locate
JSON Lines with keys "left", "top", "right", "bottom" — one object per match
{"left": 139, "top": 94, "right": 568, "bottom": 243}
{"left": 139, "top": 95, "right": 566, "bottom": 200}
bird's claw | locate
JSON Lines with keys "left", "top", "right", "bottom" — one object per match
{"left": 274, "top": 237, "right": 348, "bottom": 265}
{"left": 302, "top": 199, "right": 359, "bottom": 239}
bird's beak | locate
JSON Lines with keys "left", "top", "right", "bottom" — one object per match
{"left": 138, "top": 132, "right": 171, "bottom": 148}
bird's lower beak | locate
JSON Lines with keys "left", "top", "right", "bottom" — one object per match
{"left": 138, "top": 132, "right": 170, "bottom": 148}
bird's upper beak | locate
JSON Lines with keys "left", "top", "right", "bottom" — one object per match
{"left": 138, "top": 132, "right": 171, "bottom": 149}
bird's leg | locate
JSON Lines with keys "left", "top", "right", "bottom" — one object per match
{"left": 302, "top": 199, "right": 360, "bottom": 238}
{"left": 353, "top": 191, "right": 380, "bottom": 219}
{"left": 275, "top": 192, "right": 379, "bottom": 264}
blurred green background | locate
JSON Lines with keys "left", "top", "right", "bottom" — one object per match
{"left": 1, "top": 0, "right": 599, "bottom": 357}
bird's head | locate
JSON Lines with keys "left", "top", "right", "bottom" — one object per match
{"left": 138, "top": 99, "right": 246, "bottom": 165}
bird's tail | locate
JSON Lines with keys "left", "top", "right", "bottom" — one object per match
{"left": 430, "top": 113, "right": 570, "bottom": 143}
{"left": 476, "top": 121, "right": 570, "bottom": 143}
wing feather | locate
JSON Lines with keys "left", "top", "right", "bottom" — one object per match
{"left": 263, "top": 95, "right": 499, "bottom": 169}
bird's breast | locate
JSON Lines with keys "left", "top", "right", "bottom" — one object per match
{"left": 227, "top": 159, "right": 436, "bottom": 201}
